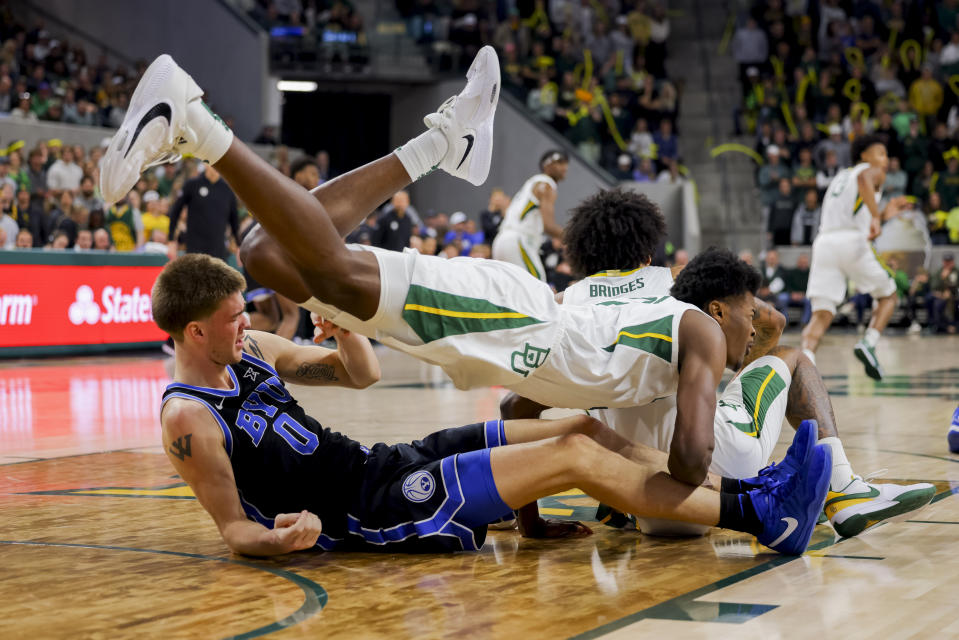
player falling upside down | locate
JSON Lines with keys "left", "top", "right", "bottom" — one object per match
{"left": 103, "top": 49, "right": 832, "bottom": 554}
{"left": 800, "top": 135, "right": 910, "bottom": 380}
{"left": 154, "top": 253, "right": 829, "bottom": 555}
{"left": 499, "top": 192, "right": 934, "bottom": 537}
{"left": 490, "top": 149, "right": 568, "bottom": 281}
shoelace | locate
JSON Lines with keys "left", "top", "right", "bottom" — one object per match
{"left": 146, "top": 151, "right": 182, "bottom": 168}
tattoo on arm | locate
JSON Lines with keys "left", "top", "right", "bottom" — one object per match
{"left": 243, "top": 334, "right": 265, "bottom": 360}
{"left": 743, "top": 301, "right": 784, "bottom": 368}
{"left": 169, "top": 434, "right": 193, "bottom": 461}
{"left": 295, "top": 362, "right": 339, "bottom": 381}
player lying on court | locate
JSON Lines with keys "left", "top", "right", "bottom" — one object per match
{"left": 498, "top": 194, "right": 934, "bottom": 538}
{"left": 104, "top": 49, "right": 833, "bottom": 554}
{"left": 154, "top": 253, "right": 830, "bottom": 555}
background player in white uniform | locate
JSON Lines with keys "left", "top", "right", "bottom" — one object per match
{"left": 801, "top": 135, "right": 909, "bottom": 380}
{"left": 491, "top": 150, "right": 568, "bottom": 281}
{"left": 502, "top": 189, "right": 933, "bottom": 538}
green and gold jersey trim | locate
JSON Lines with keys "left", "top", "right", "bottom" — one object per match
{"left": 402, "top": 284, "right": 542, "bottom": 343}
{"left": 587, "top": 266, "right": 645, "bottom": 278}
{"left": 518, "top": 242, "right": 542, "bottom": 279}
{"left": 736, "top": 365, "right": 787, "bottom": 437}
{"left": 519, "top": 199, "right": 538, "bottom": 221}
{"left": 602, "top": 315, "right": 673, "bottom": 362}
{"left": 870, "top": 244, "right": 895, "bottom": 277}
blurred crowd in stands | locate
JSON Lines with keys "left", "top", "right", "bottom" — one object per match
{"left": 253, "top": 0, "right": 681, "bottom": 177}
{"left": 732, "top": 0, "right": 959, "bottom": 251}
{"left": 488, "top": 0, "right": 681, "bottom": 178}
{"left": 233, "top": 0, "right": 370, "bottom": 70}
{"left": 0, "top": 10, "right": 142, "bottom": 129}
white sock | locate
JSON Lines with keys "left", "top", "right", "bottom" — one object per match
{"left": 864, "top": 327, "right": 880, "bottom": 348}
{"left": 185, "top": 100, "right": 234, "bottom": 165}
{"left": 819, "top": 436, "right": 856, "bottom": 490}
{"left": 394, "top": 129, "right": 448, "bottom": 181}
{"left": 802, "top": 348, "right": 816, "bottom": 365}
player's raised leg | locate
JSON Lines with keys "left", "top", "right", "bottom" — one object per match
{"left": 100, "top": 49, "right": 500, "bottom": 320}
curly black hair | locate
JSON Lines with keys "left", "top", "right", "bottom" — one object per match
{"left": 670, "top": 247, "right": 760, "bottom": 311}
{"left": 563, "top": 188, "right": 667, "bottom": 278}
{"left": 851, "top": 134, "right": 886, "bottom": 164}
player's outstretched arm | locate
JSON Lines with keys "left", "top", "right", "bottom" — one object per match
{"left": 161, "top": 399, "right": 322, "bottom": 556}
{"left": 669, "top": 312, "right": 726, "bottom": 485}
{"left": 242, "top": 329, "right": 380, "bottom": 389}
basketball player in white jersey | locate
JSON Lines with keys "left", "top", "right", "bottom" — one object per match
{"left": 801, "top": 135, "right": 910, "bottom": 380}
{"left": 491, "top": 150, "right": 568, "bottom": 281}
{"left": 501, "top": 188, "right": 933, "bottom": 538}
{"left": 101, "top": 51, "right": 835, "bottom": 555}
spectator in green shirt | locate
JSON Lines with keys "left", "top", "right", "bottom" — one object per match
{"left": 777, "top": 252, "right": 811, "bottom": 325}
{"left": 938, "top": 156, "right": 959, "bottom": 210}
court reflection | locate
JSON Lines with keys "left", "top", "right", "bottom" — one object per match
{"left": 0, "top": 358, "right": 169, "bottom": 453}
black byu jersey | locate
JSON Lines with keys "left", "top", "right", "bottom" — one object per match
{"left": 161, "top": 353, "right": 369, "bottom": 543}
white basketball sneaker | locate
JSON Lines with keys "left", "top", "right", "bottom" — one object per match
{"left": 100, "top": 54, "right": 233, "bottom": 205}
{"left": 825, "top": 475, "right": 935, "bottom": 538}
{"left": 424, "top": 46, "right": 499, "bottom": 186}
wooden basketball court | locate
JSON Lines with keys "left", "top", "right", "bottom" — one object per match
{"left": 1, "top": 332, "right": 958, "bottom": 639}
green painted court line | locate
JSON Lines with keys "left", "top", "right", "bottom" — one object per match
{"left": 0, "top": 449, "right": 140, "bottom": 467}
{"left": 0, "top": 540, "right": 327, "bottom": 639}
{"left": 844, "top": 446, "right": 959, "bottom": 467}
{"left": 569, "top": 486, "right": 957, "bottom": 638}
{"left": 21, "top": 482, "right": 196, "bottom": 500}
{"left": 819, "top": 555, "right": 884, "bottom": 560}
{"left": 906, "top": 520, "right": 959, "bottom": 525}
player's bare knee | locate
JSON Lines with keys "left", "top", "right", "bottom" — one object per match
{"left": 571, "top": 414, "right": 604, "bottom": 439}
{"left": 240, "top": 225, "right": 278, "bottom": 282}
{"left": 556, "top": 432, "right": 602, "bottom": 479}
{"left": 767, "top": 344, "right": 799, "bottom": 369}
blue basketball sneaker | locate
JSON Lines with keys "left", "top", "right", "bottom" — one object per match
{"left": 743, "top": 419, "right": 818, "bottom": 487}
{"left": 752, "top": 444, "right": 832, "bottom": 555}
{"left": 949, "top": 406, "right": 959, "bottom": 454}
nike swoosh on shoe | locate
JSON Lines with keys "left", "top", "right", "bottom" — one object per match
{"left": 457, "top": 134, "right": 474, "bottom": 169}
{"left": 124, "top": 102, "right": 172, "bottom": 158}
{"left": 769, "top": 516, "right": 799, "bottom": 547}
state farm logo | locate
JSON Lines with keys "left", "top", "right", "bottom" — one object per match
{"left": 68, "top": 285, "right": 153, "bottom": 326}
{"left": 0, "top": 294, "right": 38, "bottom": 326}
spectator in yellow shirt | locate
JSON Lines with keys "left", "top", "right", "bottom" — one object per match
{"left": 909, "top": 66, "right": 944, "bottom": 129}
{"left": 141, "top": 190, "right": 170, "bottom": 240}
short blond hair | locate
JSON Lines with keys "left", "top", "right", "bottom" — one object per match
{"left": 152, "top": 254, "right": 245, "bottom": 340}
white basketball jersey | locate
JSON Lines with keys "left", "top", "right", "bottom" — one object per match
{"left": 563, "top": 264, "right": 680, "bottom": 436}
{"left": 563, "top": 265, "right": 676, "bottom": 306}
{"left": 499, "top": 174, "right": 557, "bottom": 241}
{"left": 820, "top": 162, "right": 882, "bottom": 237}
{"left": 513, "top": 294, "right": 702, "bottom": 409}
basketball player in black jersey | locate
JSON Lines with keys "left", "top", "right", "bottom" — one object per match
{"left": 153, "top": 253, "right": 832, "bottom": 556}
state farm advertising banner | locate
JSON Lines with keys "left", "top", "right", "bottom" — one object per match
{"left": 0, "top": 263, "right": 166, "bottom": 349}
